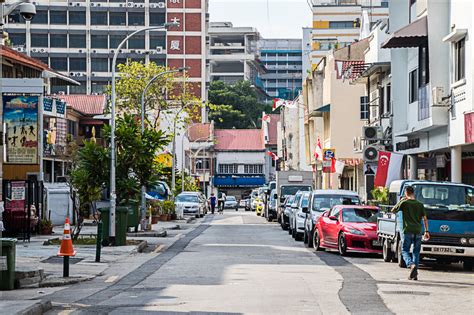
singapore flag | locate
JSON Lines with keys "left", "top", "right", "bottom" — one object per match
{"left": 374, "top": 151, "right": 404, "bottom": 187}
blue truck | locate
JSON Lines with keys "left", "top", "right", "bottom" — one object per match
{"left": 377, "top": 180, "right": 474, "bottom": 270}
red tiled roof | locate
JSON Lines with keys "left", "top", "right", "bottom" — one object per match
{"left": 215, "top": 129, "right": 264, "bottom": 151}
{"left": 188, "top": 123, "right": 211, "bottom": 141}
{"left": 1, "top": 45, "right": 51, "bottom": 71}
{"left": 267, "top": 114, "right": 280, "bottom": 145}
{"left": 57, "top": 95, "right": 106, "bottom": 115}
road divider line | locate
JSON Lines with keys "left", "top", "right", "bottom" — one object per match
{"left": 104, "top": 275, "right": 119, "bottom": 283}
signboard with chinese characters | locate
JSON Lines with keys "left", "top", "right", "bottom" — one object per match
{"left": 3, "top": 95, "right": 39, "bottom": 164}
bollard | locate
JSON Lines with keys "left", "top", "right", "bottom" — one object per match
{"left": 96, "top": 221, "right": 103, "bottom": 262}
{"left": 63, "top": 256, "right": 69, "bottom": 277}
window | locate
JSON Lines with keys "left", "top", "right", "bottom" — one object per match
{"left": 150, "top": 35, "right": 166, "bottom": 50}
{"left": 8, "top": 33, "right": 25, "bottom": 46}
{"left": 32, "top": 10, "right": 48, "bottom": 24}
{"left": 31, "top": 33, "right": 48, "bottom": 47}
{"left": 69, "top": 34, "right": 86, "bottom": 48}
{"left": 91, "top": 58, "right": 108, "bottom": 72}
{"left": 128, "top": 35, "right": 145, "bottom": 49}
{"left": 386, "top": 84, "right": 391, "bottom": 114}
{"left": 91, "top": 12, "right": 107, "bottom": 25}
{"left": 128, "top": 12, "right": 144, "bottom": 26}
{"left": 50, "top": 58, "right": 67, "bottom": 71}
{"left": 91, "top": 82, "right": 107, "bottom": 94}
{"left": 195, "top": 159, "right": 210, "bottom": 170}
{"left": 360, "top": 96, "right": 369, "bottom": 120}
{"left": 419, "top": 46, "right": 429, "bottom": 86}
{"left": 380, "top": 86, "right": 385, "bottom": 117}
{"left": 50, "top": 11, "right": 67, "bottom": 24}
{"left": 91, "top": 34, "right": 108, "bottom": 49}
{"left": 110, "top": 12, "right": 126, "bottom": 25}
{"left": 69, "top": 11, "right": 86, "bottom": 25}
{"left": 67, "top": 120, "right": 77, "bottom": 136}
{"left": 218, "top": 164, "right": 238, "bottom": 174}
{"left": 69, "top": 83, "right": 87, "bottom": 94}
{"left": 69, "top": 58, "right": 86, "bottom": 71}
{"left": 150, "top": 13, "right": 166, "bottom": 26}
{"left": 50, "top": 34, "right": 67, "bottom": 48}
{"left": 454, "top": 38, "right": 465, "bottom": 82}
{"left": 244, "top": 165, "right": 263, "bottom": 174}
{"left": 329, "top": 21, "right": 355, "bottom": 29}
{"left": 110, "top": 35, "right": 126, "bottom": 49}
{"left": 409, "top": 69, "right": 419, "bottom": 103}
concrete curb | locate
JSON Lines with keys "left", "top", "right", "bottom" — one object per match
{"left": 18, "top": 300, "right": 52, "bottom": 315}
{"left": 39, "top": 275, "right": 94, "bottom": 288}
{"left": 136, "top": 240, "right": 148, "bottom": 253}
{"left": 127, "top": 229, "right": 167, "bottom": 238}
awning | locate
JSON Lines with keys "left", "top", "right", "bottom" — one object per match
{"left": 42, "top": 70, "right": 80, "bottom": 86}
{"left": 381, "top": 16, "right": 427, "bottom": 49}
{"left": 316, "top": 104, "right": 330, "bottom": 113}
{"left": 80, "top": 119, "right": 104, "bottom": 125}
{"left": 213, "top": 175, "right": 266, "bottom": 188}
{"left": 443, "top": 29, "right": 467, "bottom": 42}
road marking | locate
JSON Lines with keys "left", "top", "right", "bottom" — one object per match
{"left": 58, "top": 310, "right": 75, "bottom": 315}
{"left": 105, "top": 275, "right": 118, "bottom": 283}
{"left": 154, "top": 244, "right": 165, "bottom": 253}
{"left": 175, "top": 233, "right": 183, "bottom": 239}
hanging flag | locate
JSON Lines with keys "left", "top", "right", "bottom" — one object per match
{"left": 266, "top": 151, "right": 279, "bottom": 161}
{"left": 335, "top": 160, "right": 345, "bottom": 174}
{"left": 262, "top": 114, "right": 271, "bottom": 123}
{"left": 374, "top": 151, "right": 404, "bottom": 188}
{"left": 272, "top": 98, "right": 296, "bottom": 111}
{"left": 313, "top": 137, "right": 323, "bottom": 161}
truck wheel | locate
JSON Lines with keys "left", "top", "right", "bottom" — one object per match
{"left": 397, "top": 241, "right": 406, "bottom": 268}
{"left": 463, "top": 260, "right": 473, "bottom": 271}
{"left": 383, "top": 239, "right": 393, "bottom": 262}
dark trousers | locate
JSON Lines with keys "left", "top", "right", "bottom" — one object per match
{"left": 210, "top": 204, "right": 216, "bottom": 214}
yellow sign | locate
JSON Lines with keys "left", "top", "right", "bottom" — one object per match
{"left": 154, "top": 153, "right": 172, "bottom": 168}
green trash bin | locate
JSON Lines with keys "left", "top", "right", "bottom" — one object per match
{"left": 126, "top": 200, "right": 139, "bottom": 232}
{"left": 98, "top": 208, "right": 110, "bottom": 246}
{"left": 0, "top": 238, "right": 17, "bottom": 290}
{"left": 115, "top": 207, "right": 129, "bottom": 246}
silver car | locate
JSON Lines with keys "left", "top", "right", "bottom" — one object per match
{"left": 224, "top": 196, "right": 239, "bottom": 210}
{"left": 289, "top": 191, "right": 311, "bottom": 241}
{"left": 175, "top": 192, "right": 206, "bottom": 218}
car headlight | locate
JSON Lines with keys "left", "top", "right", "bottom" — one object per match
{"left": 469, "top": 238, "right": 474, "bottom": 245}
{"left": 461, "top": 238, "right": 468, "bottom": 245}
{"left": 348, "top": 228, "right": 365, "bottom": 235}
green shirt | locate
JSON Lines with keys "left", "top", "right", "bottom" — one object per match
{"left": 392, "top": 199, "right": 427, "bottom": 234}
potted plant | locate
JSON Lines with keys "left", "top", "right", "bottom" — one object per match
{"left": 159, "top": 201, "right": 169, "bottom": 221}
{"left": 370, "top": 187, "right": 389, "bottom": 206}
{"left": 163, "top": 200, "right": 176, "bottom": 220}
{"left": 39, "top": 218, "right": 53, "bottom": 235}
{"left": 150, "top": 201, "right": 160, "bottom": 224}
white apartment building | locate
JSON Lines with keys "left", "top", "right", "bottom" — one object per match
{"left": 208, "top": 22, "right": 266, "bottom": 93}
{"left": 4, "top": 0, "right": 208, "bottom": 101}
{"left": 383, "top": 0, "right": 473, "bottom": 185}
{"left": 310, "top": 0, "right": 389, "bottom": 70}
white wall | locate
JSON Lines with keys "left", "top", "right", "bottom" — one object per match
{"left": 216, "top": 152, "right": 265, "bottom": 164}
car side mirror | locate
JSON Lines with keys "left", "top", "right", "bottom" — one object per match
{"left": 273, "top": 193, "right": 278, "bottom": 199}
{"left": 329, "top": 215, "right": 338, "bottom": 221}
{"left": 302, "top": 206, "right": 309, "bottom": 213}
{"left": 280, "top": 197, "right": 285, "bottom": 202}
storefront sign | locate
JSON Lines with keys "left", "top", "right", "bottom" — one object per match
{"left": 3, "top": 95, "right": 39, "bottom": 164}
{"left": 323, "top": 149, "right": 336, "bottom": 173}
{"left": 11, "top": 183, "right": 26, "bottom": 201}
{"left": 396, "top": 138, "right": 420, "bottom": 151}
{"left": 417, "top": 157, "right": 437, "bottom": 170}
{"left": 43, "top": 97, "right": 66, "bottom": 118}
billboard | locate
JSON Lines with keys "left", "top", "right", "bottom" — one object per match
{"left": 3, "top": 95, "right": 39, "bottom": 164}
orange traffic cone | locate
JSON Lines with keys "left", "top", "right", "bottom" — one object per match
{"left": 58, "top": 218, "right": 76, "bottom": 257}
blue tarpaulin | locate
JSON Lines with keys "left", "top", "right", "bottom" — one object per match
{"left": 213, "top": 176, "right": 266, "bottom": 188}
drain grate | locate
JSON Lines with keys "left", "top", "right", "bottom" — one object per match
{"left": 383, "top": 291, "right": 430, "bottom": 296}
{"left": 41, "top": 256, "right": 83, "bottom": 264}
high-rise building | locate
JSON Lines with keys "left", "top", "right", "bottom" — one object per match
{"left": 259, "top": 38, "right": 303, "bottom": 100}
{"left": 311, "top": 0, "right": 388, "bottom": 69}
{"left": 4, "top": 0, "right": 208, "bottom": 100}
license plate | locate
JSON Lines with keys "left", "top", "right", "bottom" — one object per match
{"left": 372, "top": 240, "right": 381, "bottom": 246}
{"left": 433, "top": 247, "right": 455, "bottom": 253}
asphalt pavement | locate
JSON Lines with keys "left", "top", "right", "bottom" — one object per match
{"left": 11, "top": 210, "right": 473, "bottom": 314}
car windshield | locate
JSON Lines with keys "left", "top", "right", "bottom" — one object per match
{"left": 301, "top": 194, "right": 310, "bottom": 207}
{"left": 312, "top": 195, "right": 360, "bottom": 212}
{"left": 227, "top": 196, "right": 236, "bottom": 201}
{"left": 412, "top": 184, "right": 474, "bottom": 211}
{"left": 342, "top": 208, "right": 378, "bottom": 223}
{"left": 281, "top": 185, "right": 312, "bottom": 196}
{"left": 176, "top": 195, "right": 199, "bottom": 203}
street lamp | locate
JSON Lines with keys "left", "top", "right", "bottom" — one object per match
{"left": 170, "top": 103, "right": 192, "bottom": 196}
{"left": 139, "top": 67, "right": 188, "bottom": 230}
{"left": 109, "top": 21, "right": 178, "bottom": 243}
{"left": 1, "top": 1, "right": 36, "bottom": 25}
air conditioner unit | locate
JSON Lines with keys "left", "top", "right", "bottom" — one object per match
{"left": 363, "top": 145, "right": 381, "bottom": 162}
{"left": 139, "top": 4, "right": 144, "bottom": 7}
{"left": 75, "top": 3, "right": 81, "bottom": 6}
{"left": 127, "top": 2, "right": 134, "bottom": 7}
{"left": 110, "top": 49, "right": 115, "bottom": 53}
{"left": 40, "top": 48, "right": 47, "bottom": 53}
{"left": 31, "top": 48, "right": 38, "bottom": 53}
{"left": 78, "top": 49, "right": 84, "bottom": 53}
{"left": 363, "top": 126, "right": 383, "bottom": 141}
{"left": 155, "top": 46, "right": 163, "bottom": 53}
{"left": 150, "top": 3, "right": 157, "bottom": 8}
{"left": 91, "top": 3, "right": 96, "bottom": 6}
{"left": 97, "top": 3, "right": 101, "bottom": 6}
{"left": 432, "top": 86, "right": 445, "bottom": 105}
{"left": 92, "top": 49, "right": 97, "bottom": 53}
{"left": 130, "top": 49, "right": 136, "bottom": 54}
{"left": 16, "top": 47, "right": 25, "bottom": 52}
{"left": 158, "top": 2, "right": 165, "bottom": 8}
{"left": 69, "top": 72, "right": 75, "bottom": 76}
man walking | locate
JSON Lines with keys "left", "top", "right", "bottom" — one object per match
{"left": 209, "top": 193, "right": 217, "bottom": 214}
{"left": 392, "top": 186, "right": 430, "bottom": 280}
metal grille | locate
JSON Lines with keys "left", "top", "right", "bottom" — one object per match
{"left": 426, "top": 234, "right": 474, "bottom": 247}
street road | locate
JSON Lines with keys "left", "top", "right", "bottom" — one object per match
{"left": 45, "top": 211, "right": 474, "bottom": 314}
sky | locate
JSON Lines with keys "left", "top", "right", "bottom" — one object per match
{"left": 209, "top": 0, "right": 313, "bottom": 39}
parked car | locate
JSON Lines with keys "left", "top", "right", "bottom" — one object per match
{"left": 304, "top": 190, "right": 360, "bottom": 248}
{"left": 289, "top": 191, "right": 311, "bottom": 241}
{"left": 280, "top": 195, "right": 295, "bottom": 230}
{"left": 224, "top": 196, "right": 239, "bottom": 210}
{"left": 250, "top": 189, "right": 259, "bottom": 211}
{"left": 175, "top": 192, "right": 206, "bottom": 218}
{"left": 313, "top": 205, "right": 382, "bottom": 256}
{"left": 267, "top": 189, "right": 278, "bottom": 221}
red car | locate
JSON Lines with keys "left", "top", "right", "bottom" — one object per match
{"left": 313, "top": 205, "right": 382, "bottom": 256}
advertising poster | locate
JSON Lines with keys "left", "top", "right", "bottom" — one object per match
{"left": 3, "top": 95, "right": 39, "bottom": 164}
{"left": 322, "top": 148, "right": 336, "bottom": 173}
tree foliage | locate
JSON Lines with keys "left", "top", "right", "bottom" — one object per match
{"left": 208, "top": 80, "right": 272, "bottom": 129}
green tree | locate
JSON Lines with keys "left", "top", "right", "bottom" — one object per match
{"left": 208, "top": 80, "right": 272, "bottom": 129}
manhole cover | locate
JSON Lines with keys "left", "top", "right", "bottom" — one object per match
{"left": 382, "top": 291, "right": 430, "bottom": 296}
{"left": 42, "top": 256, "right": 83, "bottom": 264}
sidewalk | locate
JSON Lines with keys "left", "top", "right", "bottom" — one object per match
{"left": 0, "top": 216, "right": 197, "bottom": 314}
